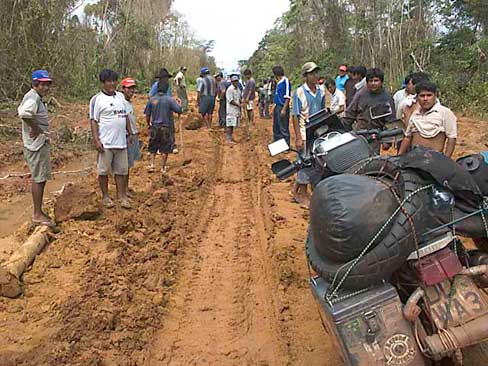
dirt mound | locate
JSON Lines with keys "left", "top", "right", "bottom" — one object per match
{"left": 54, "top": 183, "right": 100, "bottom": 222}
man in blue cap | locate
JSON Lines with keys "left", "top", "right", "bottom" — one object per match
{"left": 17, "top": 70, "right": 54, "bottom": 226}
{"left": 197, "top": 67, "right": 217, "bottom": 128}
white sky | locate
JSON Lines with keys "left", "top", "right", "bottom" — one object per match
{"left": 173, "top": 0, "right": 290, "bottom": 71}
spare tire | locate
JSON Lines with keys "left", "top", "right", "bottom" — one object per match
{"left": 310, "top": 174, "right": 398, "bottom": 263}
{"left": 306, "top": 169, "right": 434, "bottom": 290}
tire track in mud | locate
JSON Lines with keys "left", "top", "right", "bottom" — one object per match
{"left": 146, "top": 131, "right": 290, "bottom": 366}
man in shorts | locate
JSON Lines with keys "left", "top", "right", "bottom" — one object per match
{"left": 121, "top": 77, "right": 141, "bottom": 195}
{"left": 90, "top": 69, "right": 134, "bottom": 209}
{"left": 18, "top": 69, "right": 55, "bottom": 226}
{"left": 242, "top": 69, "right": 256, "bottom": 124}
{"left": 197, "top": 67, "right": 217, "bottom": 129}
{"left": 398, "top": 81, "right": 457, "bottom": 157}
{"left": 225, "top": 74, "right": 242, "bottom": 144}
{"left": 145, "top": 81, "right": 182, "bottom": 172}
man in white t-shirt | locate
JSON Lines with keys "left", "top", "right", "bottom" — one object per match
{"left": 225, "top": 74, "right": 242, "bottom": 144}
{"left": 325, "top": 79, "right": 345, "bottom": 116}
{"left": 90, "top": 69, "right": 134, "bottom": 209}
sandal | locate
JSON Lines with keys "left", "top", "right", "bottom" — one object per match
{"left": 102, "top": 197, "right": 115, "bottom": 209}
{"left": 32, "top": 216, "right": 55, "bottom": 227}
{"left": 119, "top": 198, "right": 132, "bottom": 209}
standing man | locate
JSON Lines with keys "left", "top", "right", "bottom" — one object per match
{"left": 90, "top": 69, "right": 134, "bottom": 209}
{"left": 292, "top": 62, "right": 326, "bottom": 207}
{"left": 258, "top": 81, "right": 267, "bottom": 118}
{"left": 398, "top": 81, "right": 457, "bottom": 157}
{"left": 225, "top": 74, "right": 242, "bottom": 144}
{"left": 121, "top": 77, "right": 141, "bottom": 195}
{"left": 325, "top": 79, "right": 345, "bottom": 116}
{"left": 174, "top": 66, "right": 188, "bottom": 111}
{"left": 18, "top": 69, "right": 54, "bottom": 226}
{"left": 145, "top": 81, "right": 182, "bottom": 172}
{"left": 348, "top": 66, "right": 367, "bottom": 104}
{"left": 242, "top": 69, "right": 256, "bottom": 124}
{"left": 149, "top": 68, "right": 172, "bottom": 98}
{"left": 216, "top": 72, "right": 230, "bottom": 128}
{"left": 344, "top": 66, "right": 356, "bottom": 107}
{"left": 344, "top": 68, "right": 396, "bottom": 152}
{"left": 197, "top": 67, "right": 217, "bottom": 129}
{"left": 335, "top": 65, "right": 349, "bottom": 92}
{"left": 272, "top": 65, "right": 292, "bottom": 145}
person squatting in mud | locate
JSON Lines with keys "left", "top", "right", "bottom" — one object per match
{"left": 18, "top": 70, "right": 55, "bottom": 227}
{"left": 145, "top": 80, "right": 182, "bottom": 173}
{"left": 90, "top": 69, "right": 135, "bottom": 210}
{"left": 398, "top": 81, "right": 457, "bottom": 157}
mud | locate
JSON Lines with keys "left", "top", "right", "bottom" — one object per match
{"left": 0, "top": 94, "right": 486, "bottom": 366}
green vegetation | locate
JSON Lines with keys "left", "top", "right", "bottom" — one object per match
{"left": 247, "top": 0, "right": 488, "bottom": 116}
{"left": 0, "top": 0, "right": 216, "bottom": 102}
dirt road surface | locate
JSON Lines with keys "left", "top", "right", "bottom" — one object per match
{"left": 0, "top": 95, "right": 341, "bottom": 366}
{"left": 0, "top": 94, "right": 487, "bottom": 365}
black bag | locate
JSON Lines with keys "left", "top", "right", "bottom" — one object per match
{"left": 310, "top": 174, "right": 398, "bottom": 263}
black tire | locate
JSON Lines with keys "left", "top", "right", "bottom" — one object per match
{"left": 306, "top": 169, "right": 431, "bottom": 290}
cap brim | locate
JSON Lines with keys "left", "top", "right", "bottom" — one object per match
{"left": 35, "top": 78, "right": 52, "bottom": 82}
{"left": 123, "top": 83, "right": 136, "bottom": 87}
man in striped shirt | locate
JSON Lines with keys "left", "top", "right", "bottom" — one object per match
{"left": 272, "top": 65, "right": 292, "bottom": 146}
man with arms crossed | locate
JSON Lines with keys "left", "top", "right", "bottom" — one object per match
{"left": 18, "top": 70, "right": 55, "bottom": 226}
{"left": 398, "top": 81, "right": 457, "bottom": 157}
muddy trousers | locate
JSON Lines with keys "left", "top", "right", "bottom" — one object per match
{"left": 273, "top": 104, "right": 290, "bottom": 146}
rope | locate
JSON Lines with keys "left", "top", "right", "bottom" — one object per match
{"left": 326, "top": 184, "right": 434, "bottom": 301}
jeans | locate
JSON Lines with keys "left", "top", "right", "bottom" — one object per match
{"left": 273, "top": 104, "right": 290, "bottom": 146}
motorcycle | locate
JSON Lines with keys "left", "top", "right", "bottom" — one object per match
{"left": 268, "top": 109, "right": 488, "bottom": 366}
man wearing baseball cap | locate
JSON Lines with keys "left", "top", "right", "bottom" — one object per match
{"left": 291, "top": 62, "right": 325, "bottom": 208}
{"left": 121, "top": 77, "right": 141, "bottom": 195}
{"left": 225, "top": 74, "right": 243, "bottom": 144}
{"left": 335, "top": 65, "right": 349, "bottom": 92}
{"left": 17, "top": 69, "right": 54, "bottom": 226}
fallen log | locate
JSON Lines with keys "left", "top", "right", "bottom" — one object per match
{"left": 0, "top": 226, "right": 51, "bottom": 298}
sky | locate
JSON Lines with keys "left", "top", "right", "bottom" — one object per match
{"left": 173, "top": 0, "right": 290, "bottom": 71}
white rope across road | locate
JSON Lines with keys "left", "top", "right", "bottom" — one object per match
{"left": 0, "top": 167, "right": 93, "bottom": 181}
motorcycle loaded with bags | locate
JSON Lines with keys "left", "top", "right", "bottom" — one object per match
{"left": 268, "top": 108, "right": 488, "bottom": 366}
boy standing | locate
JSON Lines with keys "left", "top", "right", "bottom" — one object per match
{"left": 225, "top": 74, "right": 242, "bottom": 144}
{"left": 242, "top": 69, "right": 256, "bottom": 124}
{"left": 145, "top": 81, "right": 182, "bottom": 172}
{"left": 90, "top": 69, "right": 134, "bottom": 209}
{"left": 18, "top": 70, "right": 54, "bottom": 226}
{"left": 272, "top": 66, "right": 292, "bottom": 145}
{"left": 121, "top": 77, "right": 141, "bottom": 195}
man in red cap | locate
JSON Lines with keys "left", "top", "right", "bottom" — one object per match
{"left": 18, "top": 69, "right": 55, "bottom": 226}
{"left": 335, "top": 65, "right": 349, "bottom": 93}
{"left": 121, "top": 77, "right": 141, "bottom": 195}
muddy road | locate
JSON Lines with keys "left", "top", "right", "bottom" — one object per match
{"left": 0, "top": 97, "right": 339, "bottom": 366}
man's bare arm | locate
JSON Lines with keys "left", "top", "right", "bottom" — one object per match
{"left": 445, "top": 138, "right": 456, "bottom": 158}
{"left": 292, "top": 115, "right": 302, "bottom": 150}
{"left": 398, "top": 136, "right": 412, "bottom": 155}
{"left": 90, "top": 119, "right": 104, "bottom": 152}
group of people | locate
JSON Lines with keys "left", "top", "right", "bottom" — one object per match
{"left": 18, "top": 58, "right": 458, "bottom": 225}
{"left": 264, "top": 63, "right": 457, "bottom": 207}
